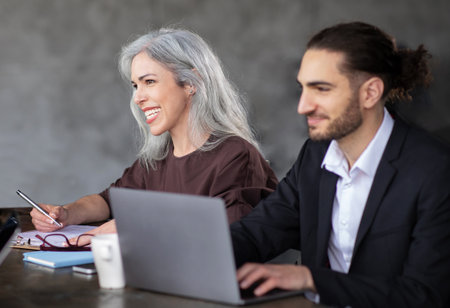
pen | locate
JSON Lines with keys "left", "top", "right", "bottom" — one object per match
{"left": 16, "top": 189, "right": 63, "bottom": 227}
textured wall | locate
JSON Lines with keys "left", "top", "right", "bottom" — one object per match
{"left": 1, "top": 0, "right": 449, "bottom": 206}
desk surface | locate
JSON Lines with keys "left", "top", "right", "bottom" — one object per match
{"left": 0, "top": 209, "right": 325, "bottom": 308}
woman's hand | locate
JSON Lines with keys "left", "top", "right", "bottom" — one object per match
{"left": 30, "top": 204, "right": 68, "bottom": 232}
{"left": 69, "top": 219, "right": 117, "bottom": 246}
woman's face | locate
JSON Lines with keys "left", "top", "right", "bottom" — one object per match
{"left": 131, "top": 51, "right": 192, "bottom": 137}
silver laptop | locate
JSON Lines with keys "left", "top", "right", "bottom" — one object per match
{"left": 110, "top": 187, "right": 303, "bottom": 305}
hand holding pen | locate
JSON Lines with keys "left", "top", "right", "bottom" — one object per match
{"left": 16, "top": 190, "right": 66, "bottom": 232}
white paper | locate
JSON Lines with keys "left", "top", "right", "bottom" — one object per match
{"left": 15, "top": 225, "right": 96, "bottom": 246}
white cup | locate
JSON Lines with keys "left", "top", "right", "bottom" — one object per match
{"left": 91, "top": 233, "right": 125, "bottom": 289}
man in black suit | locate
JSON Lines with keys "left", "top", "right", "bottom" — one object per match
{"left": 232, "top": 22, "right": 450, "bottom": 307}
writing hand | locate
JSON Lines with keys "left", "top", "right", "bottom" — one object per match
{"left": 237, "top": 263, "right": 316, "bottom": 296}
{"left": 30, "top": 204, "right": 67, "bottom": 232}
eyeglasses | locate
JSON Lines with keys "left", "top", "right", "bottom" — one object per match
{"left": 35, "top": 233, "right": 94, "bottom": 251}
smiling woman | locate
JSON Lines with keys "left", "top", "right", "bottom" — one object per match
{"left": 130, "top": 52, "right": 194, "bottom": 151}
{"left": 29, "top": 28, "right": 278, "bottom": 245}
{"left": 119, "top": 28, "right": 264, "bottom": 169}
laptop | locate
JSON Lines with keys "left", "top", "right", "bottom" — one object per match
{"left": 0, "top": 211, "right": 20, "bottom": 266}
{"left": 110, "top": 187, "right": 303, "bottom": 305}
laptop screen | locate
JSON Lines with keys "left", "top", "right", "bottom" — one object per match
{"left": 110, "top": 188, "right": 303, "bottom": 305}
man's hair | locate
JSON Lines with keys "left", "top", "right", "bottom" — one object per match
{"left": 307, "top": 21, "right": 432, "bottom": 102}
{"left": 118, "top": 28, "right": 259, "bottom": 170}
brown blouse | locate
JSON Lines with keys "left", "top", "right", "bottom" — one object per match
{"left": 99, "top": 136, "right": 278, "bottom": 223}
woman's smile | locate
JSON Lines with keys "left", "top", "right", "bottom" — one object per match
{"left": 143, "top": 107, "right": 162, "bottom": 124}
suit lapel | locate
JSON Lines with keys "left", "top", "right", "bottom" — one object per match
{"left": 316, "top": 168, "right": 339, "bottom": 267}
{"left": 353, "top": 120, "right": 408, "bottom": 255}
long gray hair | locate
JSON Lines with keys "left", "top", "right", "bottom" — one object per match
{"left": 118, "top": 28, "right": 260, "bottom": 169}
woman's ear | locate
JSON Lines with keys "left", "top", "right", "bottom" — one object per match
{"left": 184, "top": 83, "right": 196, "bottom": 97}
{"left": 359, "top": 77, "right": 384, "bottom": 109}
{"left": 187, "top": 85, "right": 196, "bottom": 96}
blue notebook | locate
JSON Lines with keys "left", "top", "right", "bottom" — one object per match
{"left": 23, "top": 251, "right": 94, "bottom": 268}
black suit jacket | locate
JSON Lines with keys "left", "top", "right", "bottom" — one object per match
{"left": 231, "top": 119, "right": 450, "bottom": 307}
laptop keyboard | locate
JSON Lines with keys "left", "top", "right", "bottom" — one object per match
{"left": 239, "top": 284, "right": 285, "bottom": 300}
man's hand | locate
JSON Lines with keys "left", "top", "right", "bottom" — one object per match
{"left": 68, "top": 219, "right": 117, "bottom": 246}
{"left": 237, "top": 263, "right": 316, "bottom": 296}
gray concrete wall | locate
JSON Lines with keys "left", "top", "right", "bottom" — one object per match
{"left": 1, "top": 0, "right": 449, "bottom": 206}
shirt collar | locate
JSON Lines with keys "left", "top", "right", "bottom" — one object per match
{"left": 322, "top": 108, "right": 394, "bottom": 178}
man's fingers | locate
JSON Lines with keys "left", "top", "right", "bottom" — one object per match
{"left": 238, "top": 264, "right": 271, "bottom": 289}
{"left": 237, "top": 264, "right": 310, "bottom": 296}
{"left": 254, "top": 277, "right": 279, "bottom": 296}
{"left": 238, "top": 265, "right": 281, "bottom": 296}
{"left": 237, "top": 263, "right": 259, "bottom": 281}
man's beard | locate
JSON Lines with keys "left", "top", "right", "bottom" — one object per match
{"left": 309, "top": 94, "right": 362, "bottom": 141}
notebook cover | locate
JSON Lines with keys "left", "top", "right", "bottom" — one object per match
{"left": 23, "top": 251, "right": 93, "bottom": 268}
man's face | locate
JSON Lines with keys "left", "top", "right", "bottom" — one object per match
{"left": 297, "top": 49, "right": 362, "bottom": 141}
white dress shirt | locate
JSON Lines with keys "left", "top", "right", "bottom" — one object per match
{"left": 321, "top": 108, "right": 394, "bottom": 273}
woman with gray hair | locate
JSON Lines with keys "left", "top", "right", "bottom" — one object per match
{"left": 30, "top": 28, "right": 277, "bottom": 244}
